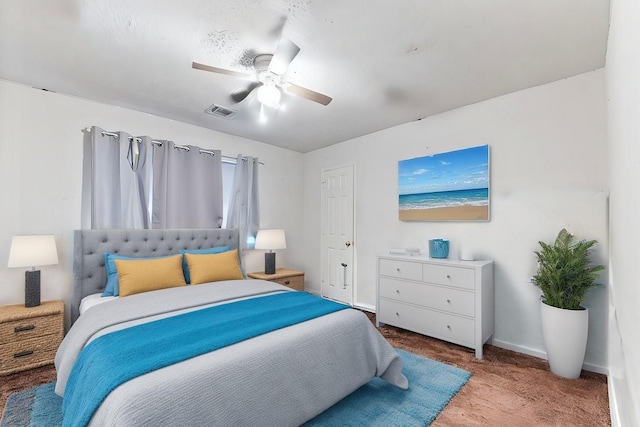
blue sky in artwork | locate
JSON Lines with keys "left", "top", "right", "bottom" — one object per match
{"left": 398, "top": 145, "right": 489, "bottom": 196}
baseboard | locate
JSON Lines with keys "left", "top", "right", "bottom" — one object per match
{"left": 492, "top": 339, "right": 608, "bottom": 375}
{"left": 491, "top": 339, "right": 546, "bottom": 359}
{"left": 353, "top": 302, "right": 375, "bottom": 312}
{"left": 607, "top": 370, "right": 640, "bottom": 426}
{"left": 608, "top": 378, "right": 622, "bottom": 427}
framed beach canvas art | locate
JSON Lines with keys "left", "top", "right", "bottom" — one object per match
{"left": 398, "top": 145, "right": 490, "bottom": 221}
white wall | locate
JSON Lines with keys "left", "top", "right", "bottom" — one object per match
{"left": 302, "top": 70, "right": 609, "bottom": 372}
{"left": 606, "top": 0, "right": 640, "bottom": 424}
{"left": 0, "top": 80, "right": 305, "bottom": 319}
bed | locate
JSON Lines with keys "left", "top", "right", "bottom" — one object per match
{"left": 55, "top": 228, "right": 408, "bottom": 426}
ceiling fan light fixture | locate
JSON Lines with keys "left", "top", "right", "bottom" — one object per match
{"left": 193, "top": 37, "right": 331, "bottom": 112}
{"left": 257, "top": 81, "right": 282, "bottom": 109}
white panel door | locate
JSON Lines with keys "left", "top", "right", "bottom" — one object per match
{"left": 321, "top": 165, "right": 354, "bottom": 305}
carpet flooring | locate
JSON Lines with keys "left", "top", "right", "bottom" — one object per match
{"left": 1, "top": 313, "right": 610, "bottom": 426}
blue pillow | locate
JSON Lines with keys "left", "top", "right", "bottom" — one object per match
{"left": 179, "top": 246, "right": 233, "bottom": 284}
{"left": 102, "top": 253, "right": 175, "bottom": 297}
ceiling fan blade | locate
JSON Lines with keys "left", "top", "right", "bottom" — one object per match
{"left": 192, "top": 61, "right": 252, "bottom": 79}
{"left": 231, "top": 81, "right": 262, "bottom": 103}
{"left": 285, "top": 83, "right": 332, "bottom": 106}
{"left": 268, "top": 37, "right": 300, "bottom": 75}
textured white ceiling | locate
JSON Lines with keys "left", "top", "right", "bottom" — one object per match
{"left": 0, "top": 0, "right": 610, "bottom": 152}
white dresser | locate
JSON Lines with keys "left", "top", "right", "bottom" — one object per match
{"left": 376, "top": 255, "right": 494, "bottom": 358}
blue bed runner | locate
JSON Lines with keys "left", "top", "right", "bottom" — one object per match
{"left": 62, "top": 291, "right": 348, "bottom": 427}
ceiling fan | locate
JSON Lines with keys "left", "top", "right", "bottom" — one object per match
{"left": 192, "top": 37, "right": 332, "bottom": 109}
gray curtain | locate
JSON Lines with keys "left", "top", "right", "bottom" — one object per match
{"left": 226, "top": 155, "right": 260, "bottom": 250}
{"left": 81, "top": 126, "right": 152, "bottom": 229}
{"left": 152, "top": 142, "right": 223, "bottom": 228}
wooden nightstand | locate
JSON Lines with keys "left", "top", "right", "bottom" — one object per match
{"left": 0, "top": 300, "right": 64, "bottom": 375}
{"left": 247, "top": 268, "right": 305, "bottom": 291}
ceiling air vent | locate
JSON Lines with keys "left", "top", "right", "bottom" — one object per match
{"left": 205, "top": 104, "right": 238, "bottom": 119}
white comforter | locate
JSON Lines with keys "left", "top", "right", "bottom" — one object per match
{"left": 56, "top": 280, "right": 408, "bottom": 427}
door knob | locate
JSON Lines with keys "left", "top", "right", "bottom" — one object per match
{"left": 345, "top": 241, "right": 351, "bottom": 247}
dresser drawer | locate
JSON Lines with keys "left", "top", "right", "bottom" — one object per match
{"left": 0, "top": 314, "right": 62, "bottom": 343}
{"left": 379, "top": 299, "right": 475, "bottom": 347}
{"left": 379, "top": 259, "right": 423, "bottom": 281}
{"left": 422, "top": 264, "right": 475, "bottom": 290}
{"left": 272, "top": 274, "right": 304, "bottom": 291}
{"left": 379, "top": 277, "right": 475, "bottom": 317}
{"left": 0, "top": 332, "right": 63, "bottom": 375}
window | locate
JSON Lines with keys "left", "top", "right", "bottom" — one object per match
{"left": 221, "top": 160, "right": 236, "bottom": 228}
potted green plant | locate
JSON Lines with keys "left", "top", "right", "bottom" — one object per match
{"left": 532, "top": 228, "right": 604, "bottom": 378}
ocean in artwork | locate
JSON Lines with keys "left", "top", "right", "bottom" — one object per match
{"left": 399, "top": 188, "right": 489, "bottom": 211}
{"left": 398, "top": 145, "right": 490, "bottom": 220}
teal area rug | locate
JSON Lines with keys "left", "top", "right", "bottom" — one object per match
{"left": 303, "top": 349, "right": 470, "bottom": 426}
{"left": 1, "top": 349, "right": 469, "bottom": 427}
{"left": 1, "top": 382, "right": 62, "bottom": 427}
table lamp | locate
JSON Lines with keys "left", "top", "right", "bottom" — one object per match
{"left": 254, "top": 229, "right": 286, "bottom": 274}
{"left": 8, "top": 235, "right": 59, "bottom": 307}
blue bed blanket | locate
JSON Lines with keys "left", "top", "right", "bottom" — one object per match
{"left": 62, "top": 291, "right": 348, "bottom": 427}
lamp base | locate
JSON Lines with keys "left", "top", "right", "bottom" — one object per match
{"left": 25, "top": 270, "right": 41, "bottom": 308}
{"left": 264, "top": 252, "right": 276, "bottom": 275}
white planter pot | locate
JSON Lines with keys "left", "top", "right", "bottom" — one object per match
{"left": 540, "top": 301, "right": 589, "bottom": 379}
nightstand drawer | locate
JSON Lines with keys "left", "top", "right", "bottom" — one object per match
{"left": 0, "top": 314, "right": 62, "bottom": 343}
{"left": 0, "top": 300, "right": 65, "bottom": 375}
{"left": 272, "top": 274, "right": 304, "bottom": 291}
{"left": 0, "top": 332, "right": 63, "bottom": 375}
{"left": 247, "top": 269, "right": 305, "bottom": 291}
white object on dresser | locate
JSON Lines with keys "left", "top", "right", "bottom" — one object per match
{"left": 376, "top": 255, "right": 494, "bottom": 359}
{"left": 389, "top": 248, "right": 421, "bottom": 255}
{"left": 459, "top": 246, "right": 475, "bottom": 261}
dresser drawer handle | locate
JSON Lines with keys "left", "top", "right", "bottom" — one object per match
{"left": 14, "top": 325, "right": 36, "bottom": 333}
{"left": 284, "top": 280, "right": 290, "bottom": 285}
{"left": 446, "top": 275, "right": 451, "bottom": 279}
{"left": 14, "top": 350, "right": 34, "bottom": 359}
{"left": 446, "top": 299, "right": 451, "bottom": 303}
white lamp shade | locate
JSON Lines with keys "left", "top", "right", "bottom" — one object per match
{"left": 255, "top": 229, "right": 286, "bottom": 250}
{"left": 8, "top": 235, "right": 59, "bottom": 268}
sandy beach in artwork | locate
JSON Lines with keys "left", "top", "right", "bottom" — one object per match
{"left": 399, "top": 205, "right": 489, "bottom": 221}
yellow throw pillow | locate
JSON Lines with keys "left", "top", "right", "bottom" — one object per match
{"left": 185, "top": 249, "right": 244, "bottom": 285}
{"left": 115, "top": 255, "right": 186, "bottom": 297}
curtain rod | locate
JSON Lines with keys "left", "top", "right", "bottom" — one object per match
{"left": 98, "top": 130, "right": 263, "bottom": 165}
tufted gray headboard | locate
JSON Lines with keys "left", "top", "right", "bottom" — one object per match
{"left": 72, "top": 228, "right": 240, "bottom": 323}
